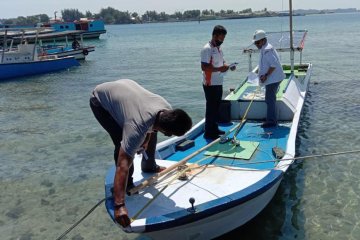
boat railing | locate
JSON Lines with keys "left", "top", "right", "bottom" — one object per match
{"left": 1, "top": 27, "right": 55, "bottom": 63}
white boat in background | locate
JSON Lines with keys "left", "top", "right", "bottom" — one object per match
{"left": 13, "top": 30, "right": 95, "bottom": 60}
{"left": 1, "top": 18, "right": 106, "bottom": 40}
{"left": 40, "top": 44, "right": 95, "bottom": 60}
{"left": 104, "top": 1, "right": 313, "bottom": 239}
{"left": 0, "top": 28, "right": 80, "bottom": 81}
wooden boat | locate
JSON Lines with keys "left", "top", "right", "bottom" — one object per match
{"left": 104, "top": 2, "right": 312, "bottom": 239}
{"left": 0, "top": 28, "right": 80, "bottom": 81}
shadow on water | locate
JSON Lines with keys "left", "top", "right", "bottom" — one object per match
{"left": 214, "top": 88, "right": 315, "bottom": 240}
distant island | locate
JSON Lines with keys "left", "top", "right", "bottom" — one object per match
{"left": 0, "top": 7, "right": 358, "bottom": 26}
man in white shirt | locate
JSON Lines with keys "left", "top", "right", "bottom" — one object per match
{"left": 253, "top": 30, "right": 286, "bottom": 128}
{"left": 201, "top": 25, "right": 236, "bottom": 139}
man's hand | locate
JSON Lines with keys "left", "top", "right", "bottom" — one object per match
{"left": 114, "top": 206, "right": 131, "bottom": 227}
{"left": 113, "top": 148, "right": 133, "bottom": 227}
{"left": 139, "top": 132, "right": 152, "bottom": 151}
{"left": 219, "top": 65, "right": 229, "bottom": 72}
{"left": 260, "top": 74, "right": 267, "bottom": 83}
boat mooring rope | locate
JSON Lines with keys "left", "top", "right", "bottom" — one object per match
{"left": 55, "top": 197, "right": 109, "bottom": 240}
{"left": 316, "top": 65, "right": 357, "bottom": 81}
{"left": 234, "top": 149, "right": 360, "bottom": 166}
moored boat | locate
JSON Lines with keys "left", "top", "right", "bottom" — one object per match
{"left": 0, "top": 28, "right": 80, "bottom": 81}
{"left": 14, "top": 30, "right": 96, "bottom": 60}
{"left": 104, "top": 2, "right": 312, "bottom": 239}
{"left": 103, "top": 26, "right": 312, "bottom": 240}
{"left": 41, "top": 44, "right": 94, "bottom": 60}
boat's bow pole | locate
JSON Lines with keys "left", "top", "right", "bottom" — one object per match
{"left": 289, "top": 0, "right": 294, "bottom": 73}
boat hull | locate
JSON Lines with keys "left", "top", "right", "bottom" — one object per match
{"left": 145, "top": 179, "right": 282, "bottom": 240}
{"left": 0, "top": 57, "right": 80, "bottom": 80}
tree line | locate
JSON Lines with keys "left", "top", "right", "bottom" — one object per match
{"left": 0, "top": 7, "right": 270, "bottom": 25}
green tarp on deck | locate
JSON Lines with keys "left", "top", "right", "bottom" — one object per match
{"left": 204, "top": 141, "right": 259, "bottom": 159}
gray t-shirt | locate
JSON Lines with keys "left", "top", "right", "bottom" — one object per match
{"left": 93, "top": 79, "right": 171, "bottom": 157}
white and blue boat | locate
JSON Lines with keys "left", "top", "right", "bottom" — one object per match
{"left": 15, "top": 30, "right": 96, "bottom": 60}
{"left": 0, "top": 28, "right": 80, "bottom": 81}
{"left": 104, "top": 32, "right": 312, "bottom": 240}
{"left": 104, "top": 4, "right": 312, "bottom": 240}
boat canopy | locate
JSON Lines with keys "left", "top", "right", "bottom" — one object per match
{"left": 243, "top": 30, "right": 307, "bottom": 54}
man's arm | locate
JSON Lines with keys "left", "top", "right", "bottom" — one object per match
{"left": 260, "top": 67, "right": 275, "bottom": 82}
{"left": 260, "top": 50, "right": 278, "bottom": 82}
{"left": 113, "top": 147, "right": 133, "bottom": 227}
{"left": 201, "top": 47, "right": 228, "bottom": 73}
{"left": 140, "top": 132, "right": 152, "bottom": 150}
{"left": 201, "top": 62, "right": 228, "bottom": 72}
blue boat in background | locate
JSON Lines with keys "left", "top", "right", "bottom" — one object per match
{"left": 40, "top": 18, "right": 106, "bottom": 39}
{"left": 0, "top": 28, "right": 80, "bottom": 81}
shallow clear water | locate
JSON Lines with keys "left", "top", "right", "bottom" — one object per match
{"left": 1, "top": 13, "right": 360, "bottom": 240}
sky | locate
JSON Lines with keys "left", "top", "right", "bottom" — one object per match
{"left": 0, "top": 0, "right": 359, "bottom": 19}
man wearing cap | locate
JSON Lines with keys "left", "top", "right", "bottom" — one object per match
{"left": 201, "top": 25, "right": 236, "bottom": 139}
{"left": 90, "top": 79, "right": 192, "bottom": 227}
{"left": 253, "top": 30, "right": 286, "bottom": 128}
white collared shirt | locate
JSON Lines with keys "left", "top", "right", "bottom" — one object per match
{"left": 258, "top": 42, "right": 285, "bottom": 85}
{"left": 201, "top": 41, "right": 225, "bottom": 86}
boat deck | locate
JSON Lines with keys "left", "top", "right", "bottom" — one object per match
{"left": 226, "top": 68, "right": 307, "bottom": 101}
{"left": 166, "top": 121, "right": 291, "bottom": 170}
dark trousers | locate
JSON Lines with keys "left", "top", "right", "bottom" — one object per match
{"left": 89, "top": 96, "right": 158, "bottom": 186}
{"left": 265, "top": 81, "right": 281, "bottom": 124}
{"left": 203, "top": 84, "right": 223, "bottom": 134}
